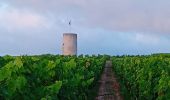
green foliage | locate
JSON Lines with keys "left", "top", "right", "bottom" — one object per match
{"left": 0, "top": 55, "right": 107, "bottom": 100}
{"left": 112, "top": 55, "right": 170, "bottom": 100}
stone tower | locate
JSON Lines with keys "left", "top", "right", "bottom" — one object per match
{"left": 62, "top": 33, "right": 77, "bottom": 55}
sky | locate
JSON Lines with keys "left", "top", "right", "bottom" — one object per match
{"left": 0, "top": 0, "right": 170, "bottom": 56}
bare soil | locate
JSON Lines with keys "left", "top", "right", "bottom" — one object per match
{"left": 96, "top": 61, "right": 123, "bottom": 100}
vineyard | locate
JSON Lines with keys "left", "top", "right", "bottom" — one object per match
{"left": 0, "top": 54, "right": 170, "bottom": 100}
{"left": 112, "top": 54, "right": 170, "bottom": 100}
{"left": 0, "top": 55, "right": 108, "bottom": 100}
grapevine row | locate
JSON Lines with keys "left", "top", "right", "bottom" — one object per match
{"left": 112, "top": 55, "right": 170, "bottom": 100}
{"left": 0, "top": 55, "right": 108, "bottom": 100}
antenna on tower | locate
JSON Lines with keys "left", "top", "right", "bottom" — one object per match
{"left": 69, "top": 20, "right": 72, "bottom": 32}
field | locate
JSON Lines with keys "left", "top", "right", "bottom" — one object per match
{"left": 112, "top": 54, "right": 170, "bottom": 100}
{"left": 0, "top": 54, "right": 170, "bottom": 100}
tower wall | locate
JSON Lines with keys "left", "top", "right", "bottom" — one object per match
{"left": 62, "top": 33, "right": 77, "bottom": 55}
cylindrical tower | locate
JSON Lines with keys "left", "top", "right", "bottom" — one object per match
{"left": 62, "top": 33, "right": 77, "bottom": 55}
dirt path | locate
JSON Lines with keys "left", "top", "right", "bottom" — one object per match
{"left": 96, "top": 61, "right": 123, "bottom": 100}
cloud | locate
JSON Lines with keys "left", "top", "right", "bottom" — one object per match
{"left": 135, "top": 33, "right": 160, "bottom": 45}
{"left": 78, "top": 0, "right": 170, "bottom": 34}
{"left": 1, "top": 0, "right": 170, "bottom": 55}
{"left": 0, "top": 5, "right": 51, "bottom": 32}
{"left": 3, "top": 0, "right": 170, "bottom": 33}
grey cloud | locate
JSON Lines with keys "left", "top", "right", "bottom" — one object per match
{"left": 78, "top": 0, "right": 170, "bottom": 33}
{"left": 3, "top": 0, "right": 170, "bottom": 33}
{"left": 1, "top": 0, "right": 170, "bottom": 55}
